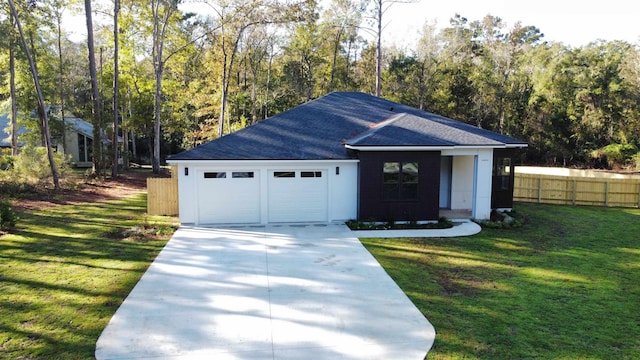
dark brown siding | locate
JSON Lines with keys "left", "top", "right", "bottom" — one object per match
{"left": 358, "top": 151, "right": 441, "bottom": 221}
{"left": 491, "top": 148, "right": 516, "bottom": 208}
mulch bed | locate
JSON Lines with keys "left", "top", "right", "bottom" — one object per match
{"left": 9, "top": 170, "right": 167, "bottom": 212}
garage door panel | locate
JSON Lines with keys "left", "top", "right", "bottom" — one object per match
{"left": 198, "top": 171, "right": 260, "bottom": 224}
{"left": 268, "top": 170, "right": 328, "bottom": 223}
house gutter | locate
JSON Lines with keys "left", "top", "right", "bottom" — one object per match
{"left": 344, "top": 144, "right": 527, "bottom": 152}
{"left": 166, "top": 159, "right": 360, "bottom": 165}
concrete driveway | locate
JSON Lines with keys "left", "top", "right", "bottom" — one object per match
{"left": 95, "top": 224, "right": 435, "bottom": 359}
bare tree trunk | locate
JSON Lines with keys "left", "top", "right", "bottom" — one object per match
{"left": 305, "top": 54, "right": 313, "bottom": 100}
{"left": 330, "top": 27, "right": 344, "bottom": 92}
{"left": 8, "top": 0, "right": 60, "bottom": 189}
{"left": 123, "top": 87, "right": 132, "bottom": 170}
{"left": 218, "top": 46, "right": 228, "bottom": 137}
{"left": 264, "top": 49, "right": 273, "bottom": 120}
{"left": 218, "top": 26, "right": 247, "bottom": 137}
{"left": 153, "top": 65, "right": 162, "bottom": 173}
{"left": 26, "top": 30, "right": 45, "bottom": 147}
{"left": 250, "top": 68, "right": 258, "bottom": 124}
{"left": 375, "top": 0, "right": 382, "bottom": 97}
{"left": 152, "top": 0, "right": 161, "bottom": 173}
{"left": 122, "top": 129, "right": 129, "bottom": 169}
{"left": 418, "top": 60, "right": 425, "bottom": 110}
{"left": 85, "top": 0, "right": 102, "bottom": 175}
{"left": 346, "top": 38, "right": 354, "bottom": 90}
{"left": 112, "top": 0, "right": 120, "bottom": 177}
{"left": 151, "top": 0, "right": 175, "bottom": 174}
{"left": 9, "top": 12, "right": 18, "bottom": 156}
{"left": 218, "top": 27, "right": 235, "bottom": 137}
{"left": 131, "top": 130, "right": 137, "bottom": 162}
{"left": 55, "top": 7, "right": 67, "bottom": 155}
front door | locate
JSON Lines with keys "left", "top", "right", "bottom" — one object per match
{"left": 491, "top": 150, "right": 515, "bottom": 208}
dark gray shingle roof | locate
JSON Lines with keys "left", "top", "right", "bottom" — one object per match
{"left": 169, "top": 92, "right": 527, "bottom": 160}
{"left": 0, "top": 113, "right": 27, "bottom": 148}
{"left": 346, "top": 113, "right": 504, "bottom": 147}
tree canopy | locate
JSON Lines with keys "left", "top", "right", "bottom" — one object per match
{"left": 3, "top": 2, "right": 640, "bottom": 171}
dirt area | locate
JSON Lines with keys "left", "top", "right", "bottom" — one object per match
{"left": 9, "top": 170, "right": 169, "bottom": 212}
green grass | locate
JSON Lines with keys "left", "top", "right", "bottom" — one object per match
{"left": 0, "top": 194, "right": 176, "bottom": 359}
{"left": 360, "top": 203, "right": 640, "bottom": 359}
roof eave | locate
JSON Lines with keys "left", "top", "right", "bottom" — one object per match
{"left": 166, "top": 158, "right": 360, "bottom": 164}
{"left": 505, "top": 143, "right": 528, "bottom": 148}
{"left": 344, "top": 144, "right": 525, "bottom": 151}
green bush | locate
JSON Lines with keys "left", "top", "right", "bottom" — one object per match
{"left": 0, "top": 201, "right": 17, "bottom": 231}
{"left": 633, "top": 152, "right": 640, "bottom": 169}
{"left": 0, "top": 146, "right": 68, "bottom": 192}
{"left": 473, "top": 209, "right": 527, "bottom": 229}
{"left": 0, "top": 154, "right": 15, "bottom": 170}
{"left": 346, "top": 217, "right": 453, "bottom": 230}
{"left": 590, "top": 143, "right": 638, "bottom": 169}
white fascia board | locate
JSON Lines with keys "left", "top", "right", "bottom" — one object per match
{"left": 166, "top": 159, "right": 359, "bottom": 165}
{"left": 344, "top": 144, "right": 501, "bottom": 152}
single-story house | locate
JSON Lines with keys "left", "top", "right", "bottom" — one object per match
{"left": 168, "top": 92, "right": 527, "bottom": 225}
{"left": 1, "top": 107, "right": 118, "bottom": 167}
{"left": 0, "top": 108, "right": 28, "bottom": 149}
{"left": 60, "top": 116, "right": 100, "bottom": 167}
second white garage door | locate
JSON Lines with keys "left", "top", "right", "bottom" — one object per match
{"left": 197, "top": 170, "right": 260, "bottom": 224}
{"left": 268, "top": 170, "right": 328, "bottom": 223}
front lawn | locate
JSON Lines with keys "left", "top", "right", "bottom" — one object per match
{"left": 0, "top": 193, "right": 176, "bottom": 359}
{"left": 361, "top": 203, "right": 640, "bottom": 359}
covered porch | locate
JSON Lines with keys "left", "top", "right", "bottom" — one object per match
{"left": 438, "top": 149, "right": 494, "bottom": 220}
{"left": 439, "top": 148, "right": 517, "bottom": 220}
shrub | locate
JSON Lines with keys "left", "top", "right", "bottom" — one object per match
{"left": 590, "top": 143, "right": 638, "bottom": 169}
{"left": 473, "top": 209, "right": 527, "bottom": 229}
{"left": 346, "top": 217, "right": 453, "bottom": 230}
{"left": 0, "top": 154, "right": 15, "bottom": 170}
{"left": 0, "top": 146, "right": 68, "bottom": 192}
{"left": 0, "top": 201, "right": 18, "bottom": 231}
{"left": 633, "top": 152, "right": 640, "bottom": 169}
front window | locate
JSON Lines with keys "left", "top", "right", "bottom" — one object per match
{"left": 78, "top": 133, "right": 86, "bottom": 162}
{"left": 274, "top": 171, "right": 295, "bottom": 178}
{"left": 232, "top": 171, "right": 254, "bottom": 178}
{"left": 204, "top": 172, "right": 226, "bottom": 178}
{"left": 383, "top": 161, "right": 419, "bottom": 200}
{"left": 78, "top": 133, "right": 93, "bottom": 162}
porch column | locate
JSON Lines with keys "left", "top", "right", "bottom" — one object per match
{"left": 472, "top": 149, "right": 494, "bottom": 220}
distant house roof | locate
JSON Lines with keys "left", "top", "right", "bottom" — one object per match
{"left": 169, "top": 92, "right": 527, "bottom": 161}
{"left": 0, "top": 113, "right": 28, "bottom": 148}
{"left": 0, "top": 110, "right": 120, "bottom": 148}
{"left": 65, "top": 117, "right": 94, "bottom": 138}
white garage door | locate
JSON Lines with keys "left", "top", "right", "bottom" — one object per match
{"left": 197, "top": 170, "right": 260, "bottom": 224}
{"left": 268, "top": 170, "right": 328, "bottom": 223}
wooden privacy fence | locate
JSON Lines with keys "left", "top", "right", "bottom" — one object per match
{"left": 514, "top": 173, "right": 640, "bottom": 208}
{"left": 147, "top": 169, "right": 179, "bottom": 216}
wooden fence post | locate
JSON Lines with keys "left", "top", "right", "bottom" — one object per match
{"left": 538, "top": 177, "right": 542, "bottom": 203}
{"left": 572, "top": 179, "right": 577, "bottom": 206}
{"left": 604, "top": 181, "right": 609, "bottom": 207}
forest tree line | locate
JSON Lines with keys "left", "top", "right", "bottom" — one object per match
{"left": 2, "top": 0, "right": 640, "bottom": 177}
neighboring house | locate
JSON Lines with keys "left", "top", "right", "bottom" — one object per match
{"left": 168, "top": 92, "right": 527, "bottom": 225}
{"left": 58, "top": 116, "right": 98, "bottom": 167}
{"left": 0, "top": 113, "right": 27, "bottom": 149}
{"left": 0, "top": 109, "right": 117, "bottom": 167}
